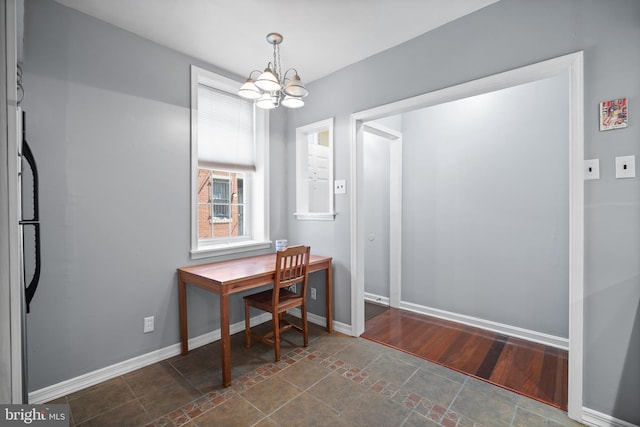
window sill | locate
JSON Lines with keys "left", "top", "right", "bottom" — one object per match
{"left": 190, "top": 240, "right": 272, "bottom": 259}
{"left": 210, "top": 219, "right": 231, "bottom": 224}
{"left": 294, "top": 212, "right": 337, "bottom": 221}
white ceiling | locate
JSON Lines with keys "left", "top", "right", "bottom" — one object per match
{"left": 54, "top": 0, "right": 500, "bottom": 83}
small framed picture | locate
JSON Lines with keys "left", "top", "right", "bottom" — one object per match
{"left": 600, "top": 98, "right": 628, "bottom": 131}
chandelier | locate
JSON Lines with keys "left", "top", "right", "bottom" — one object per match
{"left": 237, "top": 33, "right": 308, "bottom": 109}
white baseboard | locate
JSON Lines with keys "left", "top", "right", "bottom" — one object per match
{"left": 364, "top": 293, "right": 568, "bottom": 350}
{"left": 28, "top": 310, "right": 353, "bottom": 405}
{"left": 288, "top": 308, "right": 352, "bottom": 336}
{"left": 29, "top": 341, "right": 182, "bottom": 404}
{"left": 400, "top": 301, "right": 569, "bottom": 350}
{"left": 582, "top": 408, "right": 639, "bottom": 427}
{"left": 364, "top": 292, "right": 390, "bottom": 306}
{"left": 28, "top": 313, "right": 272, "bottom": 404}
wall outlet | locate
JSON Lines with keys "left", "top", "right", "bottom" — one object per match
{"left": 143, "top": 316, "right": 154, "bottom": 333}
{"left": 615, "top": 155, "right": 635, "bottom": 179}
{"left": 584, "top": 159, "right": 600, "bottom": 180}
{"left": 334, "top": 179, "right": 346, "bottom": 194}
{"left": 311, "top": 288, "right": 317, "bottom": 300}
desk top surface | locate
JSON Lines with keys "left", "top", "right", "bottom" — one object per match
{"left": 178, "top": 253, "right": 331, "bottom": 285}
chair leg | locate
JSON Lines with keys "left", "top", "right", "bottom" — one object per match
{"left": 244, "top": 300, "right": 251, "bottom": 348}
{"left": 272, "top": 312, "right": 281, "bottom": 362}
{"left": 301, "top": 303, "right": 309, "bottom": 347}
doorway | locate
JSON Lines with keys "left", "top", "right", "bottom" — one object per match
{"left": 363, "top": 122, "right": 402, "bottom": 312}
{"left": 350, "top": 52, "right": 584, "bottom": 420}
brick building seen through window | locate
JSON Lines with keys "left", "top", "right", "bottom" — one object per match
{"left": 197, "top": 169, "right": 244, "bottom": 239}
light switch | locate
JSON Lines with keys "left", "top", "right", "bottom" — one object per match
{"left": 584, "top": 159, "right": 600, "bottom": 180}
{"left": 615, "top": 155, "right": 635, "bottom": 179}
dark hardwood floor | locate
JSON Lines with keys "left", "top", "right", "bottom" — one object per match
{"left": 361, "top": 306, "right": 568, "bottom": 411}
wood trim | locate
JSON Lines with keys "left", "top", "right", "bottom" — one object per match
{"left": 567, "top": 51, "right": 585, "bottom": 421}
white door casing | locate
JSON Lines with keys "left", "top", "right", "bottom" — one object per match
{"left": 2, "top": 0, "right": 24, "bottom": 404}
{"left": 350, "top": 52, "right": 584, "bottom": 421}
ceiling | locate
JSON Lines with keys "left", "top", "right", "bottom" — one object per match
{"left": 54, "top": 0, "right": 500, "bottom": 83}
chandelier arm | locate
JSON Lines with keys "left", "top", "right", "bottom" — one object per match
{"left": 247, "top": 70, "right": 263, "bottom": 80}
{"left": 283, "top": 68, "right": 300, "bottom": 83}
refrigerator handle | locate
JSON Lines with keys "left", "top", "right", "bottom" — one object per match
{"left": 20, "top": 122, "right": 41, "bottom": 313}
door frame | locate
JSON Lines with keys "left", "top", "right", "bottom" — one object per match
{"left": 349, "top": 51, "right": 584, "bottom": 421}
{"left": 362, "top": 123, "right": 402, "bottom": 308}
{"left": 1, "top": 0, "right": 24, "bottom": 403}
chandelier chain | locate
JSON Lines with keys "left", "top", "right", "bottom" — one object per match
{"left": 274, "top": 43, "right": 282, "bottom": 82}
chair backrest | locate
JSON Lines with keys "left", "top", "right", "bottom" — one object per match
{"left": 274, "top": 245, "right": 310, "bottom": 303}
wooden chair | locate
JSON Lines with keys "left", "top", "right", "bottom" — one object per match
{"left": 244, "top": 245, "right": 310, "bottom": 361}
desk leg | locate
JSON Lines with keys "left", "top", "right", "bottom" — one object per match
{"left": 220, "top": 293, "right": 232, "bottom": 387}
{"left": 326, "top": 263, "right": 333, "bottom": 333}
{"left": 178, "top": 277, "right": 189, "bottom": 355}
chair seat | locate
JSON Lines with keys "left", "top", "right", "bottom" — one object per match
{"left": 244, "top": 288, "right": 302, "bottom": 312}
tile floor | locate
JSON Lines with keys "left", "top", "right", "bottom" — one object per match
{"left": 48, "top": 319, "right": 583, "bottom": 427}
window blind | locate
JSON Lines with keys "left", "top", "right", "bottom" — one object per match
{"left": 197, "top": 84, "right": 255, "bottom": 171}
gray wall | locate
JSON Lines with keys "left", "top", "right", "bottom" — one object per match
{"left": 288, "top": 0, "right": 639, "bottom": 423}
{"left": 21, "top": 0, "right": 289, "bottom": 391}
{"left": 402, "top": 73, "right": 569, "bottom": 338}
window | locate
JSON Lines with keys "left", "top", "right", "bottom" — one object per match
{"left": 212, "top": 177, "right": 231, "bottom": 220}
{"left": 197, "top": 170, "right": 245, "bottom": 238}
{"left": 190, "top": 66, "right": 270, "bottom": 257}
{"left": 295, "top": 118, "right": 335, "bottom": 220}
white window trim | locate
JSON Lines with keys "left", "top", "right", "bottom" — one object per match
{"left": 190, "top": 65, "right": 270, "bottom": 258}
{"left": 294, "top": 118, "right": 336, "bottom": 221}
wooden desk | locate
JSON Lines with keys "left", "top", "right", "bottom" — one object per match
{"left": 177, "top": 253, "right": 333, "bottom": 387}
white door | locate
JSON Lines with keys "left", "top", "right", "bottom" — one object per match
{"left": 363, "top": 123, "right": 402, "bottom": 309}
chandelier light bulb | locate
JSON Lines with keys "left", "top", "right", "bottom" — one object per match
{"left": 255, "top": 67, "right": 281, "bottom": 92}
{"left": 256, "top": 92, "right": 278, "bottom": 109}
{"left": 281, "top": 95, "right": 304, "bottom": 109}
{"left": 237, "top": 78, "right": 262, "bottom": 100}
{"left": 283, "top": 73, "right": 308, "bottom": 98}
